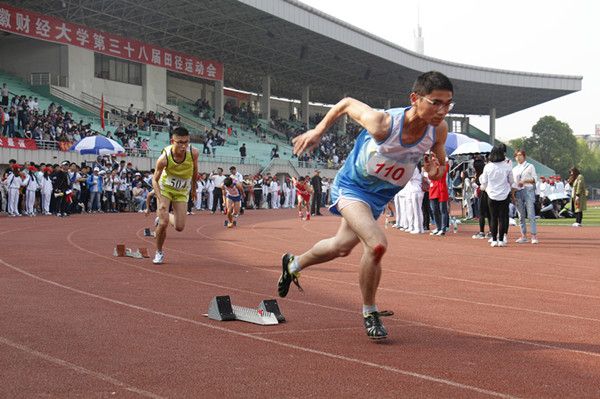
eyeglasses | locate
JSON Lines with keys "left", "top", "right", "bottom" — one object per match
{"left": 421, "top": 96, "right": 455, "bottom": 112}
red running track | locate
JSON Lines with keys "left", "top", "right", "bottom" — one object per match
{"left": 1, "top": 209, "right": 600, "bottom": 398}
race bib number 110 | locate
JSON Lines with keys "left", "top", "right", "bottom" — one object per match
{"left": 366, "top": 153, "right": 413, "bottom": 186}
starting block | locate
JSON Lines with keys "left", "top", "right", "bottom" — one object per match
{"left": 113, "top": 244, "right": 149, "bottom": 259}
{"left": 206, "top": 295, "right": 285, "bottom": 325}
{"left": 113, "top": 244, "right": 126, "bottom": 257}
{"left": 143, "top": 228, "right": 155, "bottom": 237}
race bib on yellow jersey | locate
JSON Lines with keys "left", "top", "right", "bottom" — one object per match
{"left": 165, "top": 176, "right": 190, "bottom": 191}
{"left": 365, "top": 153, "right": 415, "bottom": 187}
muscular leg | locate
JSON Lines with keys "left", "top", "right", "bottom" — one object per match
{"left": 171, "top": 201, "right": 187, "bottom": 232}
{"left": 155, "top": 194, "right": 172, "bottom": 252}
{"left": 296, "top": 201, "right": 386, "bottom": 306}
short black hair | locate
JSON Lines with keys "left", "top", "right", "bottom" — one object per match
{"left": 412, "top": 71, "right": 453, "bottom": 96}
{"left": 223, "top": 177, "right": 233, "bottom": 187}
{"left": 172, "top": 127, "right": 189, "bottom": 137}
{"left": 488, "top": 144, "right": 506, "bottom": 163}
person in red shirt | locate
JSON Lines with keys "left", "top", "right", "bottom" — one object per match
{"left": 429, "top": 161, "right": 449, "bottom": 235}
{"left": 293, "top": 175, "right": 313, "bottom": 220}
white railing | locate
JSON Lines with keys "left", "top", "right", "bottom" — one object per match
{"left": 30, "top": 72, "right": 50, "bottom": 86}
{"left": 30, "top": 72, "right": 68, "bottom": 87}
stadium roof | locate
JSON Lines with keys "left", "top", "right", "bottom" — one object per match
{"left": 6, "top": 0, "right": 582, "bottom": 117}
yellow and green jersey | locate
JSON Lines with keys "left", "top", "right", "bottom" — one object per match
{"left": 159, "top": 145, "right": 194, "bottom": 194}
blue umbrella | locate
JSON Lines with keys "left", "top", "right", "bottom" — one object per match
{"left": 69, "top": 135, "right": 125, "bottom": 155}
{"left": 445, "top": 132, "right": 477, "bottom": 154}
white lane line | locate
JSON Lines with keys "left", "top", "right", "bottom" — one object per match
{"left": 0, "top": 336, "right": 165, "bottom": 399}
{"left": 0, "top": 257, "right": 520, "bottom": 399}
{"left": 68, "top": 227, "right": 600, "bottom": 360}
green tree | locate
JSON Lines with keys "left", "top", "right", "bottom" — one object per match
{"left": 509, "top": 137, "right": 526, "bottom": 152}
{"left": 576, "top": 139, "right": 600, "bottom": 183}
{"left": 523, "top": 116, "right": 579, "bottom": 177}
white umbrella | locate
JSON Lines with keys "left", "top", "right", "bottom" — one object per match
{"left": 450, "top": 141, "right": 493, "bottom": 156}
{"left": 69, "top": 135, "right": 125, "bottom": 155}
{"left": 445, "top": 132, "right": 477, "bottom": 154}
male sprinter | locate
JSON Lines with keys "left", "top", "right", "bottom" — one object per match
{"left": 152, "top": 127, "right": 198, "bottom": 264}
{"left": 277, "top": 71, "right": 453, "bottom": 339}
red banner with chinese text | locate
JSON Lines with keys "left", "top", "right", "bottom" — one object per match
{"left": 0, "top": 137, "right": 38, "bottom": 150}
{"left": 0, "top": 3, "right": 223, "bottom": 81}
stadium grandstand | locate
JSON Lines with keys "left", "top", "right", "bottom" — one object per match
{"left": 0, "top": 0, "right": 582, "bottom": 179}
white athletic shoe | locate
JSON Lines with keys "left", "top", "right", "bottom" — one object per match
{"left": 153, "top": 251, "right": 164, "bottom": 264}
{"left": 531, "top": 236, "right": 539, "bottom": 244}
{"left": 155, "top": 216, "right": 160, "bottom": 227}
{"left": 497, "top": 241, "right": 507, "bottom": 247}
{"left": 490, "top": 241, "right": 498, "bottom": 247}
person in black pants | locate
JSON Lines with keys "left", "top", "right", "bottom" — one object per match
{"left": 479, "top": 145, "right": 515, "bottom": 247}
{"left": 51, "top": 161, "right": 71, "bottom": 217}
{"left": 210, "top": 168, "right": 225, "bottom": 214}
{"left": 310, "top": 170, "right": 322, "bottom": 215}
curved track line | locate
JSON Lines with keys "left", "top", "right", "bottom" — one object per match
{"left": 299, "top": 220, "right": 600, "bottom": 272}
{"left": 190, "top": 224, "right": 600, "bottom": 323}
{"left": 62, "top": 226, "right": 600, "bottom": 359}
{"left": 0, "top": 336, "right": 165, "bottom": 399}
{"left": 0, "top": 257, "right": 521, "bottom": 399}
{"left": 253, "top": 222, "right": 600, "bottom": 297}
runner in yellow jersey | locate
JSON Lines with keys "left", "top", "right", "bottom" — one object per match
{"left": 152, "top": 127, "right": 199, "bottom": 264}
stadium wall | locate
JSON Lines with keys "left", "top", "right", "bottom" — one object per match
{"left": 0, "top": 35, "right": 67, "bottom": 84}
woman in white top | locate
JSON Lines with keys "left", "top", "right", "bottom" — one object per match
{"left": 480, "top": 145, "right": 515, "bottom": 247}
{"left": 512, "top": 149, "right": 538, "bottom": 244}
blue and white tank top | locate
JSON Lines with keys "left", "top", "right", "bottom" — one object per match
{"left": 331, "top": 107, "right": 435, "bottom": 213}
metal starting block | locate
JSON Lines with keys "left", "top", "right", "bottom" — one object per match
{"left": 113, "top": 245, "right": 149, "bottom": 259}
{"left": 143, "top": 228, "right": 155, "bottom": 237}
{"left": 206, "top": 295, "right": 285, "bottom": 325}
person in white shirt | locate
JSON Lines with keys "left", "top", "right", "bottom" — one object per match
{"left": 195, "top": 174, "right": 206, "bottom": 210}
{"left": 24, "top": 169, "right": 39, "bottom": 216}
{"left": 406, "top": 166, "right": 425, "bottom": 234}
{"left": 512, "top": 149, "right": 539, "bottom": 244}
{"left": 554, "top": 176, "right": 565, "bottom": 195}
{"left": 40, "top": 166, "right": 54, "bottom": 215}
{"left": 209, "top": 168, "right": 226, "bottom": 213}
{"left": 270, "top": 178, "right": 280, "bottom": 209}
{"left": 7, "top": 169, "right": 25, "bottom": 216}
{"left": 205, "top": 176, "right": 215, "bottom": 211}
{"left": 480, "top": 145, "right": 515, "bottom": 247}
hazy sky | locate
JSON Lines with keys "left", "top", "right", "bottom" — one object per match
{"left": 299, "top": 0, "right": 598, "bottom": 141}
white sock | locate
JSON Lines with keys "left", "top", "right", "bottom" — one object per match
{"left": 289, "top": 257, "right": 301, "bottom": 274}
{"left": 362, "top": 304, "right": 378, "bottom": 316}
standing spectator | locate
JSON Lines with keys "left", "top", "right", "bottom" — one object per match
{"left": 239, "top": 143, "right": 247, "bottom": 164}
{"left": 270, "top": 177, "right": 280, "bottom": 209}
{"left": 6, "top": 168, "right": 24, "bottom": 216}
{"left": 310, "top": 170, "right": 323, "bottom": 216}
{"left": 40, "top": 166, "right": 53, "bottom": 215}
{"left": 52, "top": 161, "right": 71, "bottom": 217}
{"left": 24, "top": 167, "right": 39, "bottom": 216}
{"left": 1, "top": 83, "right": 8, "bottom": 106}
{"left": 209, "top": 167, "right": 226, "bottom": 213}
{"left": 480, "top": 145, "right": 515, "bottom": 247}
{"left": 569, "top": 167, "right": 587, "bottom": 227}
{"left": 429, "top": 162, "right": 449, "bottom": 235}
{"left": 512, "top": 149, "right": 539, "bottom": 244}
{"left": 87, "top": 167, "right": 104, "bottom": 212}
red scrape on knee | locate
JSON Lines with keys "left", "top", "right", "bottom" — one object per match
{"left": 373, "top": 244, "right": 386, "bottom": 262}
